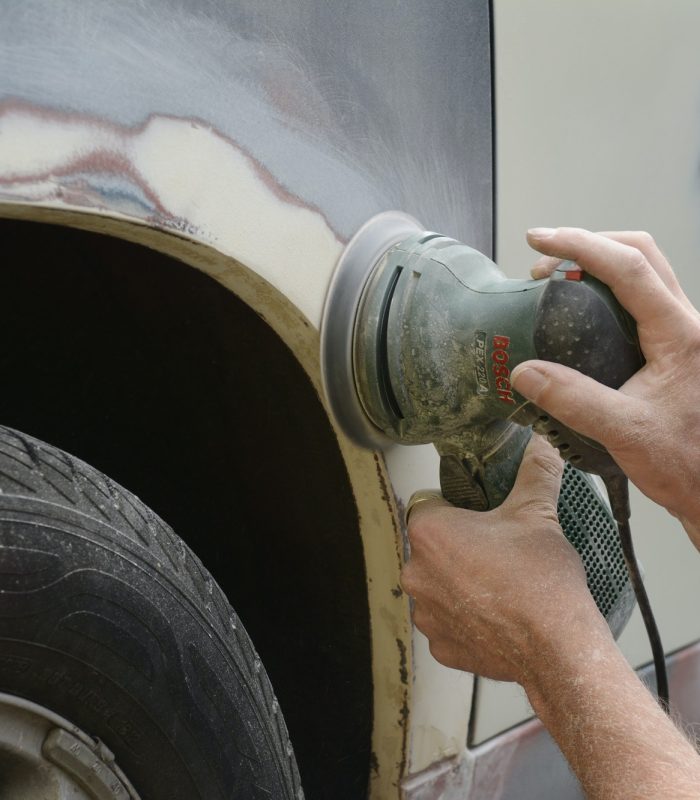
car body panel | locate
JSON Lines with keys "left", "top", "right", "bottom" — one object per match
{"left": 0, "top": 0, "right": 492, "bottom": 794}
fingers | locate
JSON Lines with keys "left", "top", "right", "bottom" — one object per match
{"left": 530, "top": 231, "right": 669, "bottom": 280}
{"left": 405, "top": 490, "right": 449, "bottom": 525}
{"left": 526, "top": 227, "right": 681, "bottom": 335}
{"left": 596, "top": 231, "right": 695, "bottom": 313}
{"left": 511, "top": 359, "right": 647, "bottom": 450}
{"left": 404, "top": 491, "right": 452, "bottom": 567}
{"left": 505, "top": 434, "right": 563, "bottom": 511}
{"left": 530, "top": 255, "right": 564, "bottom": 279}
{"left": 529, "top": 229, "right": 694, "bottom": 313}
{"left": 597, "top": 231, "right": 672, "bottom": 281}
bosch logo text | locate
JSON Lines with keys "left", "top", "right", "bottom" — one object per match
{"left": 492, "top": 335, "right": 515, "bottom": 404}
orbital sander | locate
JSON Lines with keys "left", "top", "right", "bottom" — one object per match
{"left": 321, "top": 212, "right": 668, "bottom": 706}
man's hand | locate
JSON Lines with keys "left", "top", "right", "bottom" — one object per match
{"left": 401, "top": 435, "right": 610, "bottom": 685}
{"left": 513, "top": 228, "right": 700, "bottom": 547}
{"left": 402, "top": 434, "right": 700, "bottom": 800}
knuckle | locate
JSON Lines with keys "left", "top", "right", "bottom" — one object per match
{"left": 515, "top": 499, "right": 560, "bottom": 525}
{"left": 400, "top": 565, "right": 418, "bottom": 596}
{"left": 630, "top": 230, "right": 656, "bottom": 251}
{"left": 529, "top": 452, "right": 563, "bottom": 480}
{"left": 622, "top": 248, "right": 652, "bottom": 281}
{"left": 409, "top": 510, "right": 452, "bottom": 545}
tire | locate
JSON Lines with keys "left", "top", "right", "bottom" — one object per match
{"left": 0, "top": 425, "right": 303, "bottom": 799}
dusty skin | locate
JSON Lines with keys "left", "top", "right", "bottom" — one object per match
{"left": 402, "top": 229, "right": 700, "bottom": 799}
{"left": 516, "top": 228, "right": 700, "bottom": 550}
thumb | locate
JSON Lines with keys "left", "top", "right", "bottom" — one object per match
{"left": 511, "top": 359, "right": 643, "bottom": 450}
{"left": 505, "top": 433, "right": 563, "bottom": 511}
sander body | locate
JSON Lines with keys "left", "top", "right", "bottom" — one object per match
{"left": 321, "top": 212, "right": 644, "bottom": 636}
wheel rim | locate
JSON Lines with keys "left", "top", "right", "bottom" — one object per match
{"left": 0, "top": 692, "right": 140, "bottom": 799}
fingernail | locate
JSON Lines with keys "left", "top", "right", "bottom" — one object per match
{"left": 511, "top": 365, "right": 548, "bottom": 398}
{"left": 527, "top": 227, "right": 556, "bottom": 239}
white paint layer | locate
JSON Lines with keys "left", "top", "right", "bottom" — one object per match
{"left": 384, "top": 442, "right": 475, "bottom": 772}
{"left": 0, "top": 107, "right": 342, "bottom": 328}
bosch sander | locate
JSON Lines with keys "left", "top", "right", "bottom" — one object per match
{"left": 321, "top": 212, "right": 668, "bottom": 706}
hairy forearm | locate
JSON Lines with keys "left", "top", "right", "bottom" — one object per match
{"left": 524, "top": 621, "right": 700, "bottom": 799}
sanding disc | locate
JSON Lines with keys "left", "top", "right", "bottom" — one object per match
{"left": 320, "top": 211, "right": 423, "bottom": 448}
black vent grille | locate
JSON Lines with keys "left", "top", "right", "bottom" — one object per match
{"left": 558, "top": 464, "right": 632, "bottom": 631}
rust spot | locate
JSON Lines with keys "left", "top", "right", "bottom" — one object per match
{"left": 396, "top": 637, "right": 408, "bottom": 685}
{"left": 395, "top": 638, "right": 410, "bottom": 781}
{"left": 372, "top": 451, "right": 391, "bottom": 505}
{"left": 373, "top": 452, "right": 398, "bottom": 538}
{"left": 396, "top": 691, "right": 410, "bottom": 784}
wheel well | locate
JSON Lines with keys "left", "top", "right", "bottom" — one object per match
{"left": 0, "top": 217, "right": 372, "bottom": 799}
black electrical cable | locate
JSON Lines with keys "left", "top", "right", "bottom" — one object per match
{"left": 603, "top": 471, "right": 669, "bottom": 711}
{"left": 618, "top": 517, "right": 670, "bottom": 709}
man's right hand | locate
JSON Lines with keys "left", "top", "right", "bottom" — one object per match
{"left": 511, "top": 228, "right": 700, "bottom": 548}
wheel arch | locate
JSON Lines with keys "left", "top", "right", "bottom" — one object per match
{"left": 0, "top": 203, "right": 412, "bottom": 799}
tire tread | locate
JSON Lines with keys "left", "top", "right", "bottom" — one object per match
{"left": 0, "top": 425, "right": 302, "bottom": 798}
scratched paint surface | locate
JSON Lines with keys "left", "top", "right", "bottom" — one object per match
{"left": 0, "top": 0, "right": 492, "bottom": 251}
{"left": 0, "top": 101, "right": 343, "bottom": 327}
